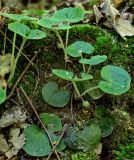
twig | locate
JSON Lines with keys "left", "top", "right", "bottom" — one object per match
{"left": 47, "top": 124, "right": 69, "bottom": 160}
{"left": 20, "top": 87, "right": 60, "bottom": 160}
{"left": 7, "top": 51, "right": 39, "bottom": 99}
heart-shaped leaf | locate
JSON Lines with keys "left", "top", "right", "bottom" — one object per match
{"left": 66, "top": 41, "right": 94, "bottom": 57}
{"left": 38, "top": 18, "right": 71, "bottom": 30}
{"left": 52, "top": 69, "right": 93, "bottom": 81}
{"left": 79, "top": 55, "right": 107, "bottom": 65}
{"left": 8, "top": 22, "right": 46, "bottom": 39}
{"left": 0, "top": 87, "right": 6, "bottom": 104}
{"left": 0, "top": 12, "right": 37, "bottom": 21}
{"left": 53, "top": 7, "right": 84, "bottom": 23}
{"left": 95, "top": 107, "right": 116, "bottom": 137}
{"left": 23, "top": 125, "right": 51, "bottom": 157}
{"left": 42, "top": 82, "right": 70, "bottom": 107}
{"left": 98, "top": 65, "right": 131, "bottom": 95}
{"left": 40, "top": 113, "right": 62, "bottom": 132}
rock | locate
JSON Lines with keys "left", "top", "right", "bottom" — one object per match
{"left": 0, "top": 134, "right": 9, "bottom": 154}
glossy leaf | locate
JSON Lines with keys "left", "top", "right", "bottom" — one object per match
{"left": 8, "top": 22, "right": 46, "bottom": 39}
{"left": 23, "top": 125, "right": 51, "bottom": 157}
{"left": 95, "top": 107, "right": 116, "bottom": 137}
{"left": 66, "top": 41, "right": 94, "bottom": 57}
{"left": 0, "top": 12, "right": 37, "bottom": 21}
{"left": 40, "top": 113, "right": 62, "bottom": 132}
{"left": 27, "top": 29, "right": 46, "bottom": 39}
{"left": 0, "top": 87, "right": 6, "bottom": 104}
{"left": 53, "top": 7, "right": 84, "bottom": 23}
{"left": 38, "top": 18, "right": 71, "bottom": 30}
{"left": 99, "top": 65, "right": 131, "bottom": 95}
{"left": 79, "top": 55, "right": 107, "bottom": 65}
{"left": 42, "top": 82, "right": 70, "bottom": 107}
{"left": 52, "top": 69, "right": 93, "bottom": 81}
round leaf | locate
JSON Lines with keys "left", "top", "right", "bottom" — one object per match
{"left": 42, "top": 82, "right": 70, "bottom": 107}
{"left": 8, "top": 22, "right": 30, "bottom": 38}
{"left": 53, "top": 7, "right": 84, "bottom": 23}
{"left": 0, "top": 87, "right": 6, "bottom": 104}
{"left": 98, "top": 65, "right": 131, "bottom": 95}
{"left": 52, "top": 69, "right": 93, "bottom": 81}
{"left": 27, "top": 29, "right": 46, "bottom": 39}
{"left": 23, "top": 125, "right": 51, "bottom": 157}
{"left": 38, "top": 18, "right": 71, "bottom": 30}
{"left": 0, "top": 12, "right": 38, "bottom": 21}
{"left": 40, "top": 113, "right": 62, "bottom": 132}
{"left": 66, "top": 41, "right": 94, "bottom": 57}
{"left": 79, "top": 55, "right": 107, "bottom": 65}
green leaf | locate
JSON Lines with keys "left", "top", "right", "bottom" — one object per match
{"left": 79, "top": 55, "right": 107, "bottom": 65}
{"left": 95, "top": 107, "right": 116, "bottom": 137}
{"left": 42, "top": 82, "right": 70, "bottom": 107}
{"left": 98, "top": 65, "right": 131, "bottom": 95}
{"left": 65, "top": 124, "right": 101, "bottom": 152}
{"left": 0, "top": 87, "right": 6, "bottom": 104}
{"left": 8, "top": 22, "right": 30, "bottom": 38}
{"left": 23, "top": 125, "right": 51, "bottom": 157}
{"left": 52, "top": 69, "right": 93, "bottom": 81}
{"left": 78, "top": 124, "right": 102, "bottom": 152}
{"left": 66, "top": 41, "right": 94, "bottom": 57}
{"left": 8, "top": 22, "right": 46, "bottom": 39}
{"left": 27, "top": 29, "right": 46, "bottom": 39}
{"left": 40, "top": 113, "right": 62, "bottom": 132}
{"left": 53, "top": 7, "right": 84, "bottom": 23}
{"left": 0, "top": 12, "right": 37, "bottom": 21}
{"left": 38, "top": 18, "right": 71, "bottom": 30}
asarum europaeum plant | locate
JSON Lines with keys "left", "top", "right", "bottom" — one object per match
{"left": 50, "top": 41, "right": 131, "bottom": 107}
{"left": 38, "top": 7, "right": 85, "bottom": 61}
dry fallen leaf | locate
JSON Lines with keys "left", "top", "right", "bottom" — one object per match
{"left": 5, "top": 128, "right": 26, "bottom": 159}
{"left": 0, "top": 106, "right": 27, "bottom": 128}
{"left": 0, "top": 134, "right": 9, "bottom": 154}
{"left": 93, "top": 0, "right": 134, "bottom": 38}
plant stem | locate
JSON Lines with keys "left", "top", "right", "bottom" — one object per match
{"left": 72, "top": 81, "right": 81, "bottom": 98}
{"left": 8, "top": 33, "right": 17, "bottom": 82}
{"left": 87, "top": 65, "right": 91, "bottom": 73}
{"left": 65, "top": 28, "right": 69, "bottom": 48}
{"left": 81, "top": 53, "right": 86, "bottom": 72}
{"left": 3, "top": 28, "right": 7, "bottom": 56}
{"left": 8, "top": 38, "right": 27, "bottom": 83}
{"left": 80, "top": 86, "right": 99, "bottom": 97}
{"left": 55, "top": 30, "right": 68, "bottom": 61}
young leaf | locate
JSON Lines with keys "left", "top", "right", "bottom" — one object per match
{"left": 40, "top": 113, "right": 62, "bottom": 132}
{"left": 23, "top": 125, "right": 51, "bottom": 157}
{"left": 79, "top": 55, "right": 107, "bottom": 65}
{"left": 42, "top": 82, "right": 70, "bottom": 108}
{"left": 0, "top": 12, "right": 37, "bottom": 21}
{"left": 8, "top": 22, "right": 30, "bottom": 38}
{"left": 27, "top": 29, "right": 46, "bottom": 39}
{"left": 38, "top": 18, "right": 71, "bottom": 30}
{"left": 52, "top": 69, "right": 93, "bottom": 81}
{"left": 53, "top": 7, "right": 85, "bottom": 23}
{"left": 66, "top": 41, "right": 94, "bottom": 57}
{"left": 8, "top": 22, "right": 46, "bottom": 39}
{"left": 98, "top": 65, "right": 131, "bottom": 95}
{"left": 0, "top": 87, "right": 6, "bottom": 104}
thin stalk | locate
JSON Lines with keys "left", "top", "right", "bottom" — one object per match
{"left": 72, "top": 81, "right": 81, "bottom": 98}
{"left": 55, "top": 30, "right": 68, "bottom": 61}
{"left": 87, "top": 65, "right": 91, "bottom": 73}
{"left": 3, "top": 28, "right": 7, "bottom": 55}
{"left": 9, "top": 33, "right": 17, "bottom": 81}
{"left": 65, "top": 28, "right": 69, "bottom": 48}
{"left": 81, "top": 54, "right": 86, "bottom": 73}
{"left": 80, "top": 86, "right": 99, "bottom": 97}
{"left": 8, "top": 38, "right": 27, "bottom": 83}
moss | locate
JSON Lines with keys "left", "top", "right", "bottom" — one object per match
{"left": 71, "top": 152, "right": 99, "bottom": 160}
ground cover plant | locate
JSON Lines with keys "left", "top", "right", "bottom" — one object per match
{"left": 0, "top": 0, "right": 134, "bottom": 160}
